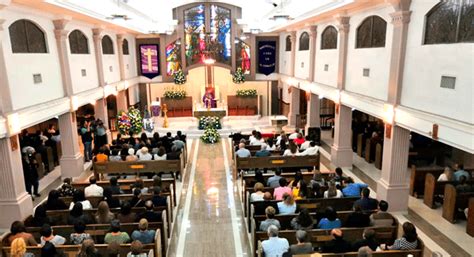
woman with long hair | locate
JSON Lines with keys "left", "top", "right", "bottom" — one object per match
{"left": 324, "top": 181, "right": 343, "bottom": 198}
{"left": 293, "top": 180, "right": 308, "bottom": 200}
{"left": 117, "top": 201, "right": 136, "bottom": 223}
{"left": 317, "top": 207, "right": 341, "bottom": 229}
{"left": 45, "top": 190, "right": 67, "bottom": 210}
{"left": 68, "top": 202, "right": 93, "bottom": 225}
{"left": 291, "top": 208, "right": 314, "bottom": 230}
{"left": 383, "top": 222, "right": 418, "bottom": 250}
{"left": 10, "top": 238, "right": 34, "bottom": 257}
{"left": 95, "top": 201, "right": 115, "bottom": 224}
{"left": 277, "top": 193, "right": 297, "bottom": 214}
{"left": 250, "top": 182, "right": 265, "bottom": 202}
{"left": 77, "top": 239, "right": 101, "bottom": 257}
{"left": 437, "top": 167, "right": 454, "bottom": 181}
{"left": 283, "top": 141, "right": 298, "bottom": 156}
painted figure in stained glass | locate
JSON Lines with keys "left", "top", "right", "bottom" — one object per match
{"left": 166, "top": 40, "right": 182, "bottom": 76}
{"left": 210, "top": 5, "right": 231, "bottom": 65}
{"left": 184, "top": 5, "right": 205, "bottom": 66}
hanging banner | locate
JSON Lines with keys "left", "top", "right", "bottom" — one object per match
{"left": 258, "top": 41, "right": 276, "bottom": 75}
{"left": 139, "top": 44, "right": 160, "bottom": 79}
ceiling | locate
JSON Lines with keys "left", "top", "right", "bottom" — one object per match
{"left": 43, "top": 0, "right": 354, "bottom": 34}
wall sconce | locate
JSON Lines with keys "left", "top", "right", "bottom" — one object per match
{"left": 7, "top": 113, "right": 21, "bottom": 136}
{"left": 70, "top": 96, "right": 79, "bottom": 112}
{"left": 305, "top": 91, "right": 311, "bottom": 102}
{"left": 103, "top": 84, "right": 117, "bottom": 97}
{"left": 432, "top": 124, "right": 439, "bottom": 140}
{"left": 383, "top": 104, "right": 394, "bottom": 139}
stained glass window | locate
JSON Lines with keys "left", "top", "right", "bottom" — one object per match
{"left": 321, "top": 26, "right": 338, "bottom": 50}
{"left": 184, "top": 5, "right": 205, "bottom": 66}
{"left": 210, "top": 5, "right": 232, "bottom": 65}
{"left": 166, "top": 39, "right": 182, "bottom": 76}
{"left": 235, "top": 38, "right": 251, "bottom": 74}
{"left": 425, "top": 0, "right": 474, "bottom": 44}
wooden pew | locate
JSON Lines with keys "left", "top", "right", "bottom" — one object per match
{"left": 258, "top": 247, "right": 423, "bottom": 257}
{"left": 252, "top": 226, "right": 398, "bottom": 257}
{"left": 442, "top": 184, "right": 474, "bottom": 223}
{"left": 356, "top": 133, "right": 364, "bottom": 157}
{"left": 423, "top": 173, "right": 474, "bottom": 209}
{"left": 467, "top": 198, "right": 474, "bottom": 236}
{"left": 374, "top": 143, "right": 382, "bottom": 170}
{"left": 364, "top": 139, "right": 371, "bottom": 163}
{"left": 409, "top": 165, "right": 445, "bottom": 197}
{"left": 72, "top": 178, "right": 177, "bottom": 206}
{"left": 2, "top": 230, "right": 161, "bottom": 257}
{"left": 234, "top": 155, "right": 320, "bottom": 179}
{"left": 93, "top": 155, "right": 183, "bottom": 180}
{"left": 24, "top": 218, "right": 167, "bottom": 257}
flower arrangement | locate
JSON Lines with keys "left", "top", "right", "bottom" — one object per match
{"left": 198, "top": 116, "right": 222, "bottom": 130}
{"left": 236, "top": 89, "right": 257, "bottom": 97}
{"left": 117, "top": 110, "right": 131, "bottom": 135}
{"left": 128, "top": 107, "right": 143, "bottom": 135}
{"left": 173, "top": 70, "right": 186, "bottom": 85}
{"left": 164, "top": 89, "right": 186, "bottom": 99}
{"left": 200, "top": 127, "right": 220, "bottom": 144}
{"left": 232, "top": 67, "right": 245, "bottom": 84}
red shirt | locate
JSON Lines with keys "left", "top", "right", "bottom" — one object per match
{"left": 294, "top": 138, "right": 305, "bottom": 145}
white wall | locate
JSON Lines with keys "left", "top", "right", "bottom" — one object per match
{"left": 66, "top": 22, "right": 99, "bottom": 94}
{"left": 101, "top": 31, "right": 121, "bottom": 85}
{"left": 345, "top": 6, "right": 393, "bottom": 101}
{"left": 122, "top": 34, "right": 137, "bottom": 79}
{"left": 314, "top": 22, "right": 339, "bottom": 87}
{"left": 401, "top": 0, "right": 474, "bottom": 124}
{"left": 128, "top": 84, "right": 140, "bottom": 105}
{"left": 1, "top": 7, "right": 64, "bottom": 110}
{"left": 279, "top": 33, "right": 292, "bottom": 75}
{"left": 294, "top": 29, "right": 310, "bottom": 80}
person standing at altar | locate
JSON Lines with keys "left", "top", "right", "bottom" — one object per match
{"left": 202, "top": 90, "right": 216, "bottom": 108}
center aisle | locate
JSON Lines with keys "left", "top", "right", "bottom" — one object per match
{"left": 169, "top": 139, "right": 251, "bottom": 257}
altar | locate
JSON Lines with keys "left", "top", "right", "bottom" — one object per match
{"left": 193, "top": 107, "right": 227, "bottom": 119}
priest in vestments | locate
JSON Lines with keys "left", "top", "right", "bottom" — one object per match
{"left": 203, "top": 89, "right": 217, "bottom": 108}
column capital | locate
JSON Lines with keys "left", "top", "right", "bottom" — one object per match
{"left": 53, "top": 19, "right": 70, "bottom": 30}
{"left": 290, "top": 31, "right": 297, "bottom": 43}
{"left": 335, "top": 15, "right": 350, "bottom": 33}
{"left": 390, "top": 10, "right": 412, "bottom": 27}
{"left": 92, "top": 28, "right": 104, "bottom": 41}
{"left": 116, "top": 34, "right": 125, "bottom": 43}
{"left": 308, "top": 25, "right": 317, "bottom": 38}
{"left": 386, "top": 0, "right": 411, "bottom": 12}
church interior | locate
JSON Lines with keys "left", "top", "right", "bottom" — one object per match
{"left": 0, "top": 0, "right": 473, "bottom": 256}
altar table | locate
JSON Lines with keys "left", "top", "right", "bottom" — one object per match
{"left": 193, "top": 108, "right": 227, "bottom": 119}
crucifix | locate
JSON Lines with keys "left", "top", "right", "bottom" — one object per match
{"left": 145, "top": 48, "right": 153, "bottom": 72}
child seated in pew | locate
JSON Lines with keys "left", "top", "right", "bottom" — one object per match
{"left": 104, "top": 220, "right": 131, "bottom": 244}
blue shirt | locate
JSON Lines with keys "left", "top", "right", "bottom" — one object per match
{"left": 342, "top": 183, "right": 368, "bottom": 197}
{"left": 236, "top": 148, "right": 251, "bottom": 158}
{"left": 317, "top": 218, "right": 341, "bottom": 229}
{"left": 131, "top": 230, "right": 155, "bottom": 244}
{"left": 277, "top": 202, "right": 296, "bottom": 214}
{"left": 267, "top": 175, "right": 282, "bottom": 188}
{"left": 454, "top": 170, "right": 471, "bottom": 181}
{"left": 255, "top": 150, "right": 271, "bottom": 157}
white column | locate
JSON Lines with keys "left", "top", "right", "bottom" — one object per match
{"left": 335, "top": 15, "right": 350, "bottom": 90}
{"left": 305, "top": 93, "right": 320, "bottom": 134}
{"left": 331, "top": 104, "right": 352, "bottom": 167}
{"left": 308, "top": 26, "right": 317, "bottom": 82}
{"left": 94, "top": 98, "right": 112, "bottom": 143}
{"left": 289, "top": 31, "right": 297, "bottom": 77}
{"left": 287, "top": 87, "right": 300, "bottom": 127}
{"left": 377, "top": 125, "right": 411, "bottom": 211}
{"left": 115, "top": 34, "right": 128, "bottom": 113}
{"left": 58, "top": 112, "right": 84, "bottom": 178}
{"left": 53, "top": 19, "right": 73, "bottom": 95}
{"left": 0, "top": 15, "right": 13, "bottom": 113}
{"left": 92, "top": 28, "right": 105, "bottom": 87}
{"left": 0, "top": 136, "right": 34, "bottom": 228}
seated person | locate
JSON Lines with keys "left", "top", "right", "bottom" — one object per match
{"left": 370, "top": 200, "right": 394, "bottom": 226}
{"left": 235, "top": 143, "right": 251, "bottom": 158}
{"left": 324, "top": 181, "right": 343, "bottom": 198}
{"left": 299, "top": 136, "right": 311, "bottom": 150}
{"left": 292, "top": 180, "right": 309, "bottom": 200}
{"left": 132, "top": 178, "right": 149, "bottom": 194}
{"left": 138, "top": 147, "right": 152, "bottom": 161}
{"left": 293, "top": 133, "right": 305, "bottom": 145}
{"left": 136, "top": 200, "right": 162, "bottom": 222}
{"left": 166, "top": 145, "right": 181, "bottom": 160}
{"left": 127, "top": 240, "right": 148, "bottom": 257}
{"left": 27, "top": 205, "right": 53, "bottom": 227}
{"left": 317, "top": 207, "right": 341, "bottom": 229}
{"left": 381, "top": 222, "right": 418, "bottom": 250}
{"left": 437, "top": 167, "right": 454, "bottom": 182}
{"left": 172, "top": 138, "right": 185, "bottom": 152}
{"left": 103, "top": 187, "right": 121, "bottom": 208}
{"left": 118, "top": 201, "right": 137, "bottom": 223}
{"left": 454, "top": 164, "right": 470, "bottom": 181}
{"left": 95, "top": 201, "right": 115, "bottom": 224}
{"left": 456, "top": 175, "right": 473, "bottom": 193}
{"left": 41, "top": 241, "right": 65, "bottom": 257}
{"left": 129, "top": 188, "right": 145, "bottom": 208}
{"left": 40, "top": 224, "right": 66, "bottom": 246}
{"left": 70, "top": 221, "right": 92, "bottom": 245}
{"left": 283, "top": 141, "right": 298, "bottom": 156}
{"left": 259, "top": 206, "right": 281, "bottom": 231}
{"left": 68, "top": 202, "right": 94, "bottom": 225}
{"left": 7, "top": 221, "right": 38, "bottom": 246}
{"left": 267, "top": 170, "right": 283, "bottom": 188}
{"left": 333, "top": 167, "right": 348, "bottom": 185}
{"left": 57, "top": 177, "right": 78, "bottom": 197}
{"left": 109, "top": 149, "right": 122, "bottom": 162}
{"left": 95, "top": 148, "right": 108, "bottom": 162}
{"left": 10, "top": 238, "right": 35, "bottom": 257}
{"left": 84, "top": 176, "right": 103, "bottom": 197}
{"left": 277, "top": 193, "right": 296, "bottom": 214}
{"left": 262, "top": 225, "right": 289, "bottom": 257}
{"left": 131, "top": 219, "right": 156, "bottom": 244}
{"left": 296, "top": 141, "right": 319, "bottom": 156}
{"left": 342, "top": 177, "right": 368, "bottom": 197}
{"left": 352, "top": 228, "right": 378, "bottom": 251}
{"left": 250, "top": 182, "right": 265, "bottom": 202}
{"left": 291, "top": 208, "right": 314, "bottom": 230}
{"left": 345, "top": 204, "right": 370, "bottom": 227}
{"left": 357, "top": 246, "right": 373, "bottom": 257}
{"left": 126, "top": 148, "right": 139, "bottom": 161}
{"left": 354, "top": 188, "right": 378, "bottom": 211}
{"left": 153, "top": 146, "right": 167, "bottom": 160}
{"left": 290, "top": 230, "right": 313, "bottom": 255}
{"left": 69, "top": 190, "right": 92, "bottom": 210}
{"left": 104, "top": 220, "right": 131, "bottom": 244}
{"left": 255, "top": 143, "right": 271, "bottom": 157}
{"left": 273, "top": 178, "right": 292, "bottom": 201}
{"left": 45, "top": 190, "right": 68, "bottom": 210}
{"left": 320, "top": 229, "right": 352, "bottom": 253}
{"left": 151, "top": 186, "right": 167, "bottom": 207}
{"left": 108, "top": 176, "right": 124, "bottom": 195}
{"left": 253, "top": 192, "right": 279, "bottom": 216}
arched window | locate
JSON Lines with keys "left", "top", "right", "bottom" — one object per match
{"left": 285, "top": 35, "right": 292, "bottom": 51}
{"left": 68, "top": 30, "right": 89, "bottom": 54}
{"left": 424, "top": 0, "right": 474, "bottom": 44}
{"left": 321, "top": 26, "right": 338, "bottom": 50}
{"left": 102, "top": 35, "right": 114, "bottom": 55}
{"left": 356, "top": 16, "right": 387, "bottom": 48}
{"left": 9, "top": 19, "right": 47, "bottom": 53}
{"left": 299, "top": 32, "right": 310, "bottom": 51}
{"left": 122, "top": 39, "right": 130, "bottom": 55}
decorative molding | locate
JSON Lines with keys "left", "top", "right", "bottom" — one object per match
{"left": 0, "top": 0, "right": 11, "bottom": 10}
{"left": 390, "top": 10, "right": 411, "bottom": 27}
{"left": 334, "top": 15, "right": 350, "bottom": 33}
{"left": 0, "top": 116, "right": 6, "bottom": 138}
{"left": 386, "top": 0, "right": 412, "bottom": 12}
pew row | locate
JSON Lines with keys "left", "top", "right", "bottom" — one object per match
{"left": 234, "top": 155, "right": 320, "bottom": 179}
{"left": 442, "top": 184, "right": 474, "bottom": 224}
{"left": 257, "top": 247, "right": 423, "bottom": 257}
{"left": 409, "top": 166, "right": 445, "bottom": 197}
{"left": 423, "top": 173, "right": 474, "bottom": 208}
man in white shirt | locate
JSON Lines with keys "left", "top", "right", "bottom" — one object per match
{"left": 288, "top": 129, "right": 300, "bottom": 140}
{"left": 249, "top": 130, "right": 257, "bottom": 144}
{"left": 138, "top": 147, "right": 153, "bottom": 160}
{"left": 235, "top": 143, "right": 251, "bottom": 158}
{"left": 84, "top": 176, "right": 103, "bottom": 197}
{"left": 299, "top": 136, "right": 311, "bottom": 150}
{"left": 262, "top": 225, "right": 289, "bottom": 257}
{"left": 296, "top": 141, "right": 319, "bottom": 156}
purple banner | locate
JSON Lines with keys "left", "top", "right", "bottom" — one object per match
{"left": 140, "top": 44, "right": 160, "bottom": 79}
